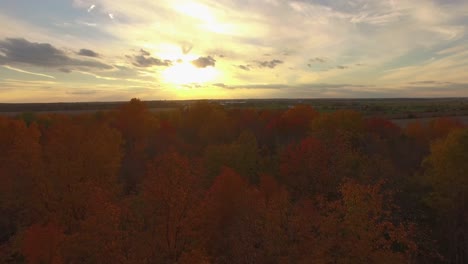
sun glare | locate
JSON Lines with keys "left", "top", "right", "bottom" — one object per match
{"left": 173, "top": 1, "right": 215, "bottom": 23}
{"left": 162, "top": 60, "right": 219, "bottom": 85}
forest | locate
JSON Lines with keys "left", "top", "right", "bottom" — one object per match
{"left": 0, "top": 98, "right": 467, "bottom": 263}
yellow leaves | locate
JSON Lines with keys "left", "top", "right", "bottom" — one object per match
{"left": 423, "top": 128, "right": 468, "bottom": 212}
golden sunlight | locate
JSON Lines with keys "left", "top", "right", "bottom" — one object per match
{"left": 162, "top": 60, "right": 219, "bottom": 85}
{"left": 173, "top": 1, "right": 215, "bottom": 23}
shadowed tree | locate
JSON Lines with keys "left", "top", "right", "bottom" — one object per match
{"left": 279, "top": 137, "right": 333, "bottom": 200}
{"left": 114, "top": 98, "right": 159, "bottom": 193}
{"left": 204, "top": 130, "right": 259, "bottom": 184}
{"left": 199, "top": 168, "right": 262, "bottom": 264}
{"left": 41, "top": 116, "right": 122, "bottom": 232}
{"left": 277, "top": 104, "right": 318, "bottom": 143}
{"left": 136, "top": 150, "right": 204, "bottom": 263}
{"left": 21, "top": 222, "right": 64, "bottom": 264}
{"left": 422, "top": 128, "right": 468, "bottom": 262}
{"left": 0, "top": 117, "right": 43, "bottom": 246}
{"left": 290, "top": 180, "right": 417, "bottom": 263}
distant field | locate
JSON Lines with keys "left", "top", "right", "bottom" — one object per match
{"left": 392, "top": 115, "right": 468, "bottom": 127}
{"left": 0, "top": 107, "right": 178, "bottom": 116}
{"left": 2, "top": 98, "right": 468, "bottom": 126}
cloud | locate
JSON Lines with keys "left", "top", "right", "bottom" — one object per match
{"left": 336, "top": 65, "right": 348, "bottom": 69}
{"left": 238, "top": 65, "right": 250, "bottom": 71}
{"left": 256, "top": 59, "right": 283, "bottom": 69}
{"left": 67, "top": 89, "right": 98, "bottom": 95}
{"left": 129, "top": 49, "right": 172, "bottom": 67}
{"left": 408, "top": 80, "right": 453, "bottom": 85}
{"left": 0, "top": 38, "right": 112, "bottom": 70}
{"left": 139, "top": 48, "right": 150, "bottom": 56}
{"left": 78, "top": 48, "right": 99, "bottom": 57}
{"left": 181, "top": 42, "right": 193, "bottom": 54}
{"left": 224, "top": 83, "right": 290, "bottom": 89}
{"left": 213, "top": 83, "right": 227, "bottom": 88}
{"left": 191, "top": 56, "right": 216, "bottom": 68}
{"left": 2, "top": 65, "right": 56, "bottom": 79}
{"left": 310, "top": 57, "right": 327, "bottom": 63}
{"left": 87, "top": 4, "right": 96, "bottom": 12}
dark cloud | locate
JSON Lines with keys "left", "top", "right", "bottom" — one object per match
{"left": 309, "top": 57, "right": 327, "bottom": 63}
{"left": 59, "top": 68, "right": 72, "bottom": 73}
{"left": 217, "top": 82, "right": 371, "bottom": 90}
{"left": 182, "top": 83, "right": 202, "bottom": 89}
{"left": 0, "top": 38, "right": 112, "bottom": 70}
{"left": 78, "top": 48, "right": 99, "bottom": 57}
{"left": 181, "top": 42, "right": 193, "bottom": 55}
{"left": 213, "top": 83, "right": 227, "bottom": 88}
{"left": 139, "top": 49, "right": 150, "bottom": 56}
{"left": 282, "top": 50, "right": 294, "bottom": 56}
{"left": 336, "top": 65, "right": 348, "bottom": 69}
{"left": 218, "top": 83, "right": 290, "bottom": 90}
{"left": 408, "top": 80, "right": 453, "bottom": 85}
{"left": 256, "top": 59, "right": 283, "bottom": 69}
{"left": 238, "top": 65, "right": 250, "bottom": 71}
{"left": 67, "top": 89, "right": 98, "bottom": 95}
{"left": 130, "top": 49, "right": 172, "bottom": 67}
{"left": 192, "top": 56, "right": 216, "bottom": 68}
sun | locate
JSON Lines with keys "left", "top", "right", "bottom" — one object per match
{"left": 162, "top": 60, "right": 219, "bottom": 85}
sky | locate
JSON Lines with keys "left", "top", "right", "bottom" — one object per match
{"left": 0, "top": 0, "right": 468, "bottom": 102}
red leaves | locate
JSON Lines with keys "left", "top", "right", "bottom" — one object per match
{"left": 21, "top": 222, "right": 64, "bottom": 264}
{"left": 278, "top": 104, "right": 318, "bottom": 141}
{"left": 280, "top": 137, "right": 332, "bottom": 199}
{"left": 366, "top": 117, "right": 401, "bottom": 139}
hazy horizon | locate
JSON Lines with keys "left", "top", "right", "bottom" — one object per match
{"left": 1, "top": 0, "right": 468, "bottom": 102}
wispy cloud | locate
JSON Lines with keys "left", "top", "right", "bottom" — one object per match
{"left": 2, "top": 65, "right": 56, "bottom": 79}
{"left": 87, "top": 4, "right": 96, "bottom": 12}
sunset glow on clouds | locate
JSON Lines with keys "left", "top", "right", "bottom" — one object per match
{"left": 1, "top": 0, "right": 468, "bottom": 102}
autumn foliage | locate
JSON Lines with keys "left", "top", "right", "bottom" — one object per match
{"left": 0, "top": 100, "right": 466, "bottom": 263}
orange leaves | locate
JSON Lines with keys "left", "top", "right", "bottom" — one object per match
{"left": 0, "top": 118, "right": 42, "bottom": 228}
{"left": 139, "top": 150, "right": 203, "bottom": 262}
{"left": 43, "top": 117, "right": 122, "bottom": 188}
{"left": 290, "top": 180, "right": 417, "bottom": 263}
{"left": 405, "top": 117, "right": 465, "bottom": 144}
{"left": 40, "top": 117, "right": 123, "bottom": 232}
{"left": 200, "top": 168, "right": 261, "bottom": 263}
